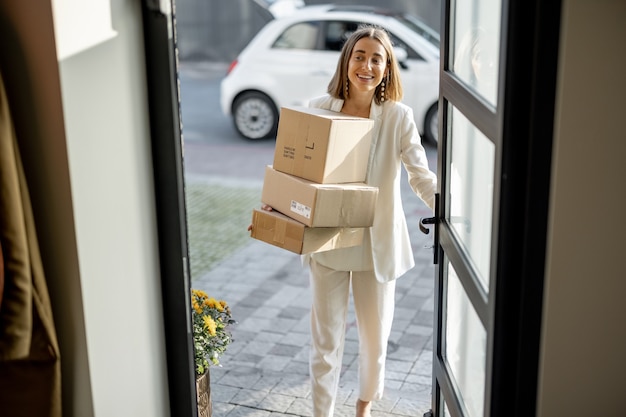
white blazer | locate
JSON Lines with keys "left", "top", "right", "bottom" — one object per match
{"left": 307, "top": 95, "right": 437, "bottom": 283}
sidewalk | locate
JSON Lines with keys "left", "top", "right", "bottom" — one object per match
{"left": 189, "top": 172, "right": 437, "bottom": 417}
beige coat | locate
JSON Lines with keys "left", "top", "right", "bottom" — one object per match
{"left": 308, "top": 95, "right": 437, "bottom": 283}
{"left": 0, "top": 72, "right": 61, "bottom": 417}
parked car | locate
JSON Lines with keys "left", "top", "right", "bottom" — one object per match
{"left": 220, "top": 4, "right": 440, "bottom": 143}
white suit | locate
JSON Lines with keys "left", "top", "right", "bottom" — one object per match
{"left": 308, "top": 94, "right": 437, "bottom": 281}
{"left": 304, "top": 95, "right": 437, "bottom": 417}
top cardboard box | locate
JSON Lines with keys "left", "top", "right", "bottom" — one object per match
{"left": 273, "top": 106, "right": 375, "bottom": 184}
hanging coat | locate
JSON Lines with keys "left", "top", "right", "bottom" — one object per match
{"left": 0, "top": 70, "right": 62, "bottom": 417}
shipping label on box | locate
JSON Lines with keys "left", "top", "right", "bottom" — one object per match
{"left": 250, "top": 209, "right": 364, "bottom": 254}
{"left": 273, "top": 106, "right": 375, "bottom": 184}
{"left": 261, "top": 166, "right": 378, "bottom": 227}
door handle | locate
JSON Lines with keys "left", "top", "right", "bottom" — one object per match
{"left": 419, "top": 216, "right": 436, "bottom": 234}
{"left": 418, "top": 193, "right": 439, "bottom": 264}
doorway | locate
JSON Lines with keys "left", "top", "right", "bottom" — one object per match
{"left": 171, "top": 1, "right": 441, "bottom": 416}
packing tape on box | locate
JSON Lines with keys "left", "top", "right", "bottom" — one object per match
{"left": 273, "top": 217, "right": 286, "bottom": 244}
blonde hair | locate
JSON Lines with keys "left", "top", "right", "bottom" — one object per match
{"left": 327, "top": 25, "right": 403, "bottom": 104}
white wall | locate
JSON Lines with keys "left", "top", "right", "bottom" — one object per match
{"left": 538, "top": 0, "right": 626, "bottom": 415}
{"left": 55, "top": 0, "right": 170, "bottom": 415}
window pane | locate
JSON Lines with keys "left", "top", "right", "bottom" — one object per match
{"left": 445, "top": 259, "right": 486, "bottom": 417}
{"left": 273, "top": 22, "right": 319, "bottom": 50}
{"left": 451, "top": 0, "right": 501, "bottom": 105}
{"left": 448, "top": 106, "right": 494, "bottom": 289}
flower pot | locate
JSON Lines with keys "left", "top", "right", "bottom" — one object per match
{"left": 196, "top": 370, "right": 212, "bottom": 417}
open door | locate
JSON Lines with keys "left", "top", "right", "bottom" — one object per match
{"left": 427, "top": 0, "right": 562, "bottom": 416}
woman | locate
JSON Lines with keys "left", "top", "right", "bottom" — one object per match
{"left": 304, "top": 26, "right": 437, "bottom": 417}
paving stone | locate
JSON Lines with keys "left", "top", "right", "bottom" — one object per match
{"left": 270, "top": 343, "right": 302, "bottom": 357}
{"left": 239, "top": 339, "right": 275, "bottom": 356}
{"left": 212, "top": 400, "right": 237, "bottom": 415}
{"left": 211, "top": 384, "right": 240, "bottom": 403}
{"left": 257, "top": 354, "right": 291, "bottom": 372}
{"left": 291, "top": 345, "right": 310, "bottom": 363}
{"left": 279, "top": 331, "right": 309, "bottom": 348}
{"left": 271, "top": 376, "right": 311, "bottom": 398}
{"left": 220, "top": 367, "right": 263, "bottom": 389}
{"left": 278, "top": 306, "right": 309, "bottom": 320}
{"left": 392, "top": 397, "right": 432, "bottom": 416}
{"left": 226, "top": 405, "right": 273, "bottom": 417}
{"left": 251, "top": 372, "right": 282, "bottom": 391}
{"left": 285, "top": 398, "right": 313, "bottom": 416}
{"left": 257, "top": 392, "right": 296, "bottom": 413}
{"left": 231, "top": 388, "right": 268, "bottom": 407}
{"left": 282, "top": 359, "right": 310, "bottom": 376}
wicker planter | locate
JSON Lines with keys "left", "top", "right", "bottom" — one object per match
{"left": 196, "top": 370, "right": 212, "bottom": 417}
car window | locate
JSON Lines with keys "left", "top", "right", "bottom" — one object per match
{"left": 272, "top": 22, "right": 320, "bottom": 50}
{"left": 388, "top": 31, "right": 423, "bottom": 61}
{"left": 321, "top": 20, "right": 424, "bottom": 61}
{"left": 324, "top": 21, "right": 359, "bottom": 51}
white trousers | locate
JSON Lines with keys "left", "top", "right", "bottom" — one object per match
{"left": 309, "top": 259, "right": 396, "bottom": 417}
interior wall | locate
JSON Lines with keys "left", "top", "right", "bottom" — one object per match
{"left": 0, "top": 0, "right": 170, "bottom": 416}
{"left": 538, "top": 0, "right": 626, "bottom": 415}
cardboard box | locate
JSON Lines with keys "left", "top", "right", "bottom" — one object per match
{"left": 250, "top": 209, "right": 364, "bottom": 254}
{"left": 261, "top": 166, "right": 378, "bottom": 227}
{"left": 273, "top": 106, "right": 374, "bottom": 184}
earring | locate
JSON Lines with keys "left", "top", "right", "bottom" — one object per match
{"left": 345, "top": 77, "right": 349, "bottom": 98}
{"left": 381, "top": 73, "right": 390, "bottom": 102}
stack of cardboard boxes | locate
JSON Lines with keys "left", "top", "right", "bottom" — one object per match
{"left": 250, "top": 106, "right": 379, "bottom": 254}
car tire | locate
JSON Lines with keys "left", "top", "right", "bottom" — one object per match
{"left": 424, "top": 104, "right": 439, "bottom": 144}
{"left": 232, "top": 92, "right": 278, "bottom": 140}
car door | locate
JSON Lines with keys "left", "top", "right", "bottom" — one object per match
{"left": 265, "top": 20, "right": 330, "bottom": 108}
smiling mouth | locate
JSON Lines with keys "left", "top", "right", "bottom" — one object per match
{"left": 357, "top": 74, "right": 374, "bottom": 80}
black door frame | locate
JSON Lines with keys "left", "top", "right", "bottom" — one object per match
{"left": 431, "top": 0, "right": 562, "bottom": 416}
{"left": 141, "top": 1, "right": 198, "bottom": 416}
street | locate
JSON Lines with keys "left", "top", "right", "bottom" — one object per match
{"left": 179, "top": 61, "right": 276, "bottom": 182}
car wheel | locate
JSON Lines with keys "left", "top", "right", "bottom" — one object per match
{"left": 424, "top": 104, "right": 439, "bottom": 144}
{"left": 232, "top": 92, "right": 278, "bottom": 140}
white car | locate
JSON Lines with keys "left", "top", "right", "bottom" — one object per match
{"left": 220, "top": 4, "right": 440, "bottom": 143}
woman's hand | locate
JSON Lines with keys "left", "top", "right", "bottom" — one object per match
{"left": 248, "top": 205, "right": 273, "bottom": 231}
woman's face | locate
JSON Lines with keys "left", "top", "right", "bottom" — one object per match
{"left": 347, "top": 37, "right": 388, "bottom": 97}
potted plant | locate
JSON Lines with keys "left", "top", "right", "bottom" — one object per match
{"left": 191, "top": 289, "right": 235, "bottom": 417}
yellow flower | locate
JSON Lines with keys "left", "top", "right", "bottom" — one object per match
{"left": 203, "top": 315, "right": 217, "bottom": 336}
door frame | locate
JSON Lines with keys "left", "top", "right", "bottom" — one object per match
{"left": 141, "top": 1, "right": 198, "bottom": 416}
{"left": 431, "top": 0, "right": 562, "bottom": 416}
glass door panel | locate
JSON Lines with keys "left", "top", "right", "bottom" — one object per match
{"left": 444, "top": 259, "right": 487, "bottom": 417}
{"left": 448, "top": 106, "right": 495, "bottom": 290}
{"left": 450, "top": 0, "right": 501, "bottom": 105}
